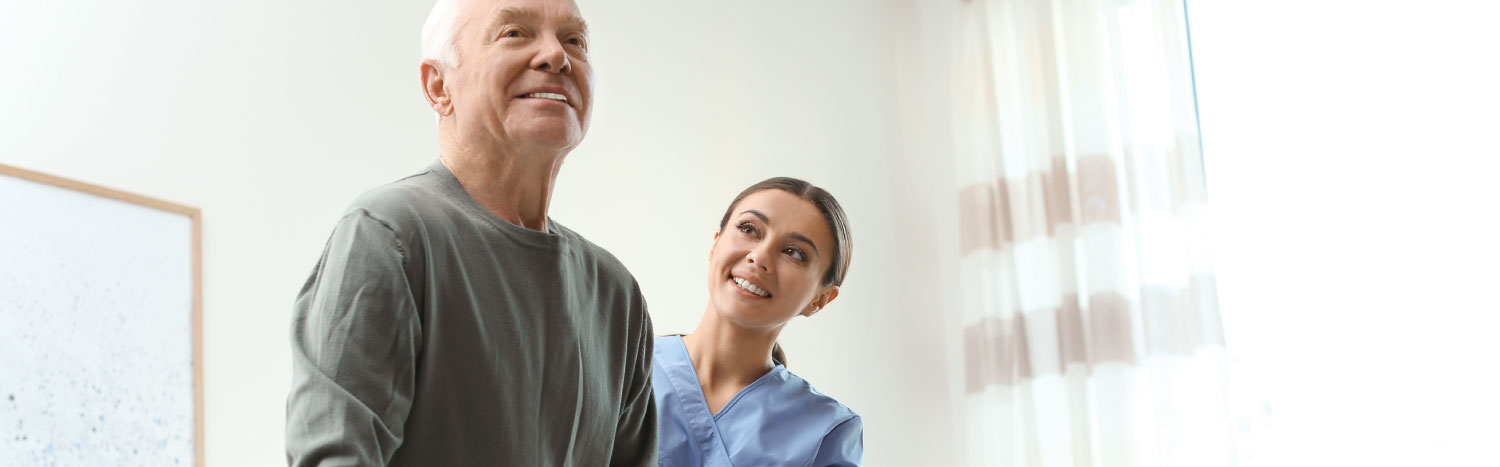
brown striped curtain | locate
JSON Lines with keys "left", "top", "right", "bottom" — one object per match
{"left": 953, "top": 0, "right": 1232, "bottom": 465}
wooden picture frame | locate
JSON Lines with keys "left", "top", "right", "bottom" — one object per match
{"left": 0, "top": 162, "right": 203, "bottom": 466}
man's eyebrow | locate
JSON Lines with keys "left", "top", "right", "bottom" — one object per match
{"left": 566, "top": 15, "right": 589, "bottom": 35}
{"left": 737, "top": 210, "right": 821, "bottom": 256}
{"left": 483, "top": 7, "right": 535, "bottom": 37}
{"left": 487, "top": 6, "right": 536, "bottom": 28}
{"left": 496, "top": 6, "right": 539, "bottom": 23}
{"left": 487, "top": 7, "right": 588, "bottom": 35}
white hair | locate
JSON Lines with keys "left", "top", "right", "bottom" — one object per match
{"left": 421, "top": 0, "right": 462, "bottom": 68}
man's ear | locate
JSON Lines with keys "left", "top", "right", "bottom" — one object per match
{"left": 802, "top": 285, "right": 840, "bottom": 317}
{"left": 420, "top": 59, "right": 453, "bottom": 117}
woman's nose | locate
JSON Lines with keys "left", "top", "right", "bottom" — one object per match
{"left": 745, "top": 246, "right": 773, "bottom": 272}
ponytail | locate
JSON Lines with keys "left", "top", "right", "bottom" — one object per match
{"left": 771, "top": 342, "right": 787, "bottom": 367}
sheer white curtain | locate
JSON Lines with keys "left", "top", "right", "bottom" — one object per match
{"left": 952, "top": 0, "right": 1232, "bottom": 465}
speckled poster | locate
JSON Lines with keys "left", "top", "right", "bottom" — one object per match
{"left": 1, "top": 173, "right": 195, "bottom": 466}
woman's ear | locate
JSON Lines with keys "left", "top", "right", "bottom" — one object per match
{"left": 801, "top": 285, "right": 840, "bottom": 317}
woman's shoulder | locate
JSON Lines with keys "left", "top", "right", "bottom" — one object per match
{"left": 650, "top": 335, "right": 691, "bottom": 381}
{"left": 652, "top": 335, "right": 685, "bottom": 358}
{"left": 725, "top": 368, "right": 863, "bottom": 465}
{"left": 764, "top": 367, "right": 860, "bottom": 424}
{"left": 774, "top": 372, "right": 863, "bottom": 465}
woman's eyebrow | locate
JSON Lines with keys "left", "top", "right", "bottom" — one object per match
{"left": 739, "top": 209, "right": 770, "bottom": 224}
{"left": 786, "top": 232, "right": 821, "bottom": 256}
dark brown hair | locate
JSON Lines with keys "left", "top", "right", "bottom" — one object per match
{"left": 718, "top": 177, "right": 853, "bottom": 366}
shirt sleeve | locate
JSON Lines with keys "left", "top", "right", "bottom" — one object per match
{"left": 286, "top": 211, "right": 422, "bottom": 467}
{"left": 809, "top": 416, "right": 864, "bottom": 467}
{"left": 609, "top": 287, "right": 658, "bottom": 467}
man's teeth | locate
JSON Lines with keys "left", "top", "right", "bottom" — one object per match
{"left": 733, "top": 277, "right": 770, "bottom": 298}
{"left": 522, "top": 92, "right": 568, "bottom": 102}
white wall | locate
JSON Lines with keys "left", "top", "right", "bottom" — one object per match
{"left": 0, "top": 1, "right": 442, "bottom": 465}
{"left": 566, "top": 1, "right": 962, "bottom": 464}
{"left": 1, "top": 0, "right": 961, "bottom": 465}
{"left": 1186, "top": 0, "right": 1500, "bottom": 465}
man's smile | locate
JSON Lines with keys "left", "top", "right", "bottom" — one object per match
{"left": 518, "top": 92, "right": 568, "bottom": 103}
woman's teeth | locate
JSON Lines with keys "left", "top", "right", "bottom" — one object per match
{"left": 733, "top": 277, "right": 770, "bottom": 298}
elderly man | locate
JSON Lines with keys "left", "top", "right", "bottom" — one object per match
{"left": 285, "top": 0, "right": 656, "bottom": 465}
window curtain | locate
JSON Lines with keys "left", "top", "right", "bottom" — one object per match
{"left": 953, "top": 0, "right": 1233, "bottom": 465}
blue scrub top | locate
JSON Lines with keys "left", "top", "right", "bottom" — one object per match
{"left": 652, "top": 335, "right": 863, "bottom": 467}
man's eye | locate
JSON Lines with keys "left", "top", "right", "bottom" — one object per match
{"left": 565, "top": 36, "right": 589, "bottom": 54}
{"left": 501, "top": 29, "right": 522, "bottom": 38}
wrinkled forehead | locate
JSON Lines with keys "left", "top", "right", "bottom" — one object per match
{"left": 462, "top": 0, "right": 588, "bottom": 35}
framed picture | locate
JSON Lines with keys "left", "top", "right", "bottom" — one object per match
{"left": 0, "top": 163, "right": 202, "bottom": 466}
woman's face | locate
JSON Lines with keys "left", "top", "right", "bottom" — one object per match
{"left": 707, "top": 189, "right": 838, "bottom": 330}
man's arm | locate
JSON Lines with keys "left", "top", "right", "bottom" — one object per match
{"left": 286, "top": 210, "right": 422, "bottom": 467}
{"left": 609, "top": 289, "right": 658, "bottom": 467}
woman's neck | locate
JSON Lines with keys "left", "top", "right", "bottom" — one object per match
{"left": 681, "top": 307, "right": 782, "bottom": 409}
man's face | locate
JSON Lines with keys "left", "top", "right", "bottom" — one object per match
{"left": 446, "top": 0, "right": 592, "bottom": 153}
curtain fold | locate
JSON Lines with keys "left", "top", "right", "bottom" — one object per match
{"left": 953, "top": 0, "right": 1231, "bottom": 465}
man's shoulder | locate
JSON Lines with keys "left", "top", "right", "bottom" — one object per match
{"left": 551, "top": 222, "right": 639, "bottom": 288}
{"left": 344, "top": 167, "right": 453, "bottom": 230}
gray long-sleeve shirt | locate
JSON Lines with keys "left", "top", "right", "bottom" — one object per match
{"left": 286, "top": 160, "right": 657, "bottom": 466}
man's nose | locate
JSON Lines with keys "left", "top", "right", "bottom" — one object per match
{"left": 531, "top": 36, "right": 571, "bottom": 74}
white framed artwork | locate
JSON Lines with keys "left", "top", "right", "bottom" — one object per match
{"left": 1, "top": 163, "right": 202, "bottom": 466}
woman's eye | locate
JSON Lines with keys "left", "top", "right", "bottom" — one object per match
{"left": 737, "top": 222, "right": 756, "bottom": 234}
{"left": 783, "top": 248, "right": 806, "bottom": 261}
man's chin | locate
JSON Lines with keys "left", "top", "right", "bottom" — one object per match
{"left": 506, "top": 126, "right": 584, "bottom": 153}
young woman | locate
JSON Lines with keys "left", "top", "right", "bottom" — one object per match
{"left": 653, "top": 177, "right": 862, "bottom": 466}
